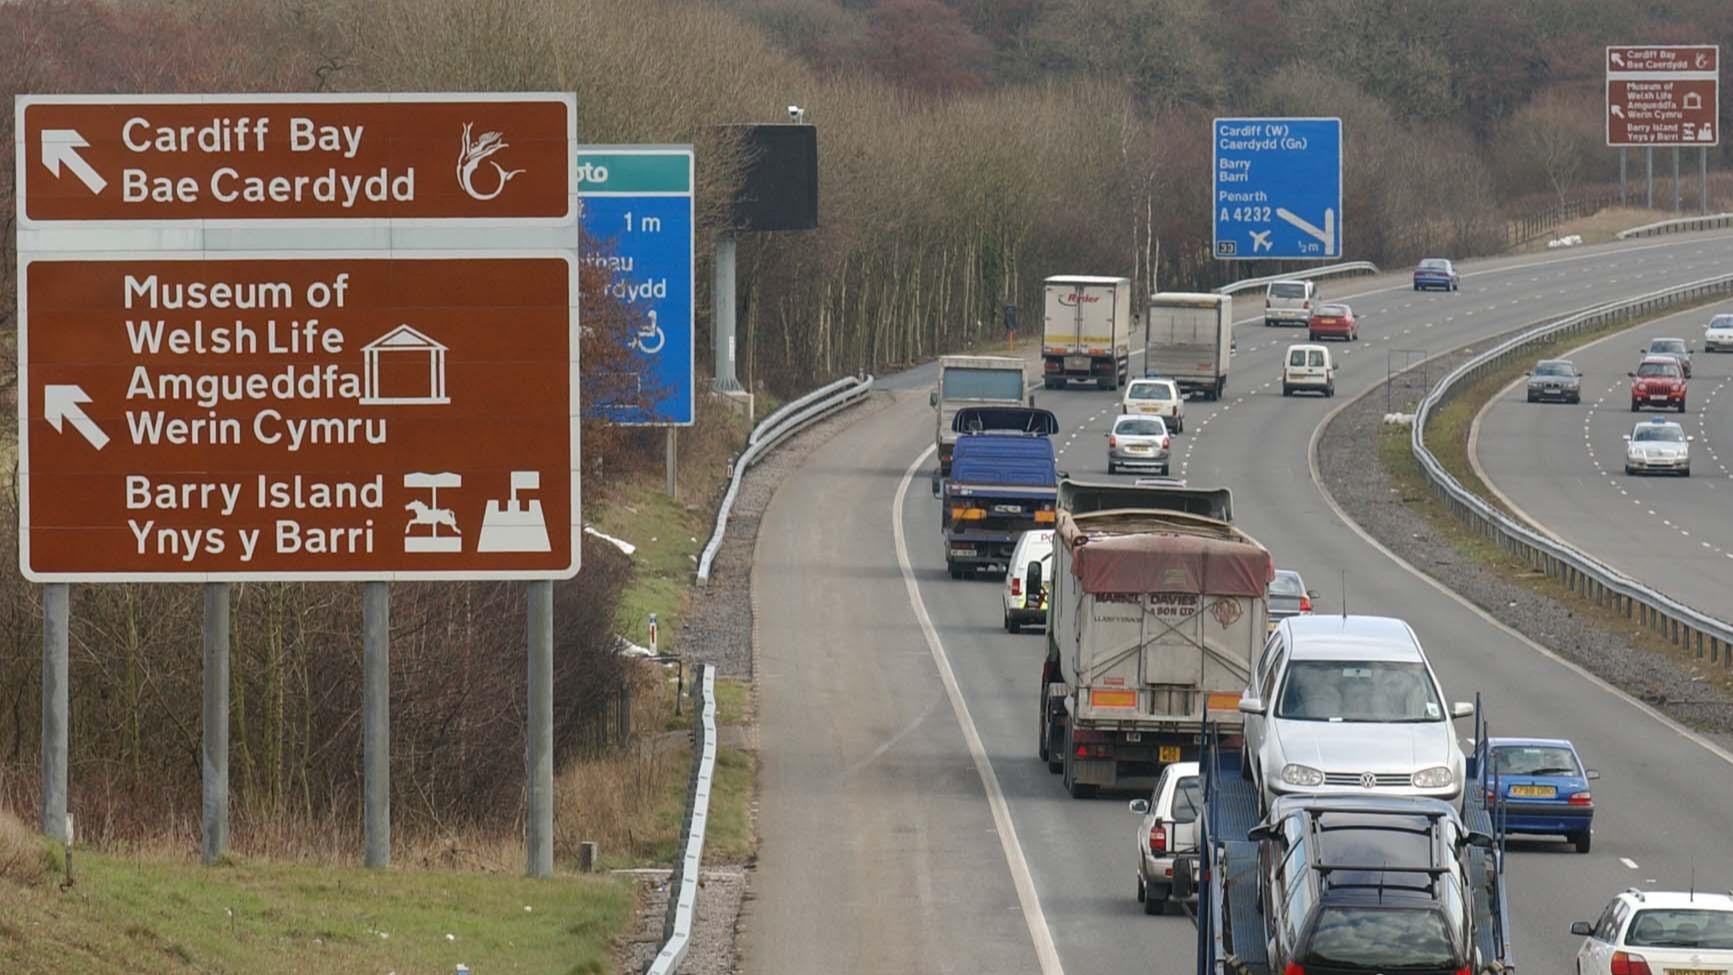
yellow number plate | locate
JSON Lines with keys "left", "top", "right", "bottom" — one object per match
{"left": 1159, "top": 745, "right": 1182, "bottom": 763}
{"left": 1510, "top": 785, "right": 1557, "bottom": 798}
{"left": 1665, "top": 969, "right": 1719, "bottom": 975}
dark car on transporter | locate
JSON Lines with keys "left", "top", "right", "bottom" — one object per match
{"left": 1253, "top": 795, "right": 1494, "bottom": 975}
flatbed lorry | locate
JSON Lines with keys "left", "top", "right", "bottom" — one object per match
{"left": 1036, "top": 478, "right": 1272, "bottom": 797}
{"left": 1192, "top": 704, "right": 1515, "bottom": 975}
{"left": 941, "top": 408, "right": 1059, "bottom": 578}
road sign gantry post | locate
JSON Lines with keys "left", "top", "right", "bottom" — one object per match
{"left": 15, "top": 92, "right": 580, "bottom": 875}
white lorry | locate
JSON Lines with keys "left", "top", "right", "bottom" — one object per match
{"left": 931, "top": 355, "right": 1027, "bottom": 475}
{"left": 1042, "top": 275, "right": 1132, "bottom": 390}
{"left": 1034, "top": 478, "right": 1272, "bottom": 798}
{"left": 1144, "top": 292, "right": 1233, "bottom": 401}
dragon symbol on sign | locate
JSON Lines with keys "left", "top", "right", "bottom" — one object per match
{"left": 457, "top": 123, "right": 525, "bottom": 201}
{"left": 1209, "top": 597, "right": 1244, "bottom": 628}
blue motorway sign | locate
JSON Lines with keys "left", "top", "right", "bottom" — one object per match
{"left": 579, "top": 146, "right": 694, "bottom": 425}
{"left": 1212, "top": 118, "right": 1342, "bottom": 261}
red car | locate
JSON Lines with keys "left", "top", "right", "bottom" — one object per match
{"left": 1307, "top": 303, "right": 1359, "bottom": 341}
{"left": 1630, "top": 356, "right": 1687, "bottom": 412}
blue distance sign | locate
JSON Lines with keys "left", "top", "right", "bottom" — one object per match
{"left": 1212, "top": 118, "right": 1342, "bottom": 262}
{"left": 579, "top": 146, "right": 695, "bottom": 426}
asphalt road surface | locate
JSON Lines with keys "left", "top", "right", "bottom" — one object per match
{"left": 1473, "top": 298, "right": 1733, "bottom": 618}
{"left": 744, "top": 232, "right": 1733, "bottom": 975}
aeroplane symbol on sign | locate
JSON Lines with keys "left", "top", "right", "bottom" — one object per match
{"left": 1249, "top": 230, "right": 1273, "bottom": 253}
{"left": 1275, "top": 207, "right": 1337, "bottom": 255}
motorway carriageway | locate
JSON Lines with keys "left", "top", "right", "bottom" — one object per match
{"left": 1474, "top": 297, "right": 1733, "bottom": 624}
{"left": 743, "top": 231, "right": 1733, "bottom": 975}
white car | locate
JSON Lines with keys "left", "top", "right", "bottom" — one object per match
{"left": 1128, "top": 761, "right": 1201, "bottom": 915}
{"left": 1002, "top": 529, "right": 1054, "bottom": 633}
{"left": 1573, "top": 890, "right": 1733, "bottom": 975}
{"left": 1240, "top": 615, "right": 1473, "bottom": 813}
{"left": 1624, "top": 418, "right": 1692, "bottom": 476}
{"left": 1706, "top": 313, "right": 1733, "bottom": 352}
{"left": 1121, "top": 377, "right": 1184, "bottom": 432}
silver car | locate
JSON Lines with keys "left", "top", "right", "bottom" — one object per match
{"left": 1526, "top": 358, "right": 1582, "bottom": 404}
{"left": 1644, "top": 337, "right": 1693, "bottom": 377}
{"left": 1105, "top": 414, "right": 1170, "bottom": 475}
{"left": 1241, "top": 615, "right": 1474, "bottom": 813}
{"left": 1624, "top": 418, "right": 1692, "bottom": 476}
{"left": 1266, "top": 569, "right": 1313, "bottom": 632}
{"left": 1128, "top": 761, "right": 1201, "bottom": 915}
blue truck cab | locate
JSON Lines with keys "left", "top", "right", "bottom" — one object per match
{"left": 942, "top": 408, "right": 1059, "bottom": 579}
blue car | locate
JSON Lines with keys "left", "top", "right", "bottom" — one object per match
{"left": 1413, "top": 257, "right": 1459, "bottom": 291}
{"left": 1483, "top": 737, "right": 1598, "bottom": 852}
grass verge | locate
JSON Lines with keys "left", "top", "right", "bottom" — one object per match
{"left": 0, "top": 837, "right": 630, "bottom": 975}
{"left": 663, "top": 676, "right": 752, "bottom": 731}
{"left": 591, "top": 394, "right": 752, "bottom": 652}
{"left": 1509, "top": 206, "right": 1678, "bottom": 254}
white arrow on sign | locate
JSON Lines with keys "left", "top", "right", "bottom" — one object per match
{"left": 41, "top": 129, "right": 108, "bottom": 195}
{"left": 44, "top": 385, "right": 110, "bottom": 450}
{"left": 1276, "top": 206, "right": 1336, "bottom": 256}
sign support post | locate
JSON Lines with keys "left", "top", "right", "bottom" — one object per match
{"left": 1703, "top": 148, "right": 1710, "bottom": 214}
{"left": 713, "top": 233, "right": 740, "bottom": 391}
{"left": 40, "top": 583, "right": 68, "bottom": 842}
{"left": 1648, "top": 148, "right": 1655, "bottom": 208}
{"left": 201, "top": 583, "right": 230, "bottom": 865}
{"left": 526, "top": 580, "right": 554, "bottom": 878}
{"left": 363, "top": 581, "right": 390, "bottom": 869}
{"left": 1620, "top": 148, "right": 1628, "bottom": 205}
{"left": 1675, "top": 147, "right": 1682, "bottom": 212}
{"left": 666, "top": 429, "right": 679, "bottom": 499}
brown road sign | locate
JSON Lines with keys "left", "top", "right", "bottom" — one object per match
{"left": 1607, "top": 45, "right": 1720, "bottom": 147}
{"left": 18, "top": 94, "right": 574, "bottom": 223}
{"left": 19, "top": 253, "right": 580, "bottom": 581}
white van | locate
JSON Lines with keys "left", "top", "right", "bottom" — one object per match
{"left": 1282, "top": 343, "right": 1334, "bottom": 397}
{"left": 1264, "top": 280, "right": 1318, "bottom": 327}
{"left": 1002, "top": 529, "right": 1055, "bottom": 633}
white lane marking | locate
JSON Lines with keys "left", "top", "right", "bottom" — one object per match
{"left": 892, "top": 445, "right": 1065, "bottom": 975}
{"left": 1621, "top": 857, "right": 1640, "bottom": 870}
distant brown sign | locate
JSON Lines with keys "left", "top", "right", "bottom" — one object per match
{"left": 19, "top": 94, "right": 574, "bottom": 222}
{"left": 1607, "top": 45, "right": 1720, "bottom": 147}
{"left": 20, "top": 254, "right": 579, "bottom": 581}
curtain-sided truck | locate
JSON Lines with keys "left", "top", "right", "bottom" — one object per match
{"left": 1043, "top": 276, "right": 1133, "bottom": 390}
{"left": 1035, "top": 478, "right": 1272, "bottom": 797}
{"left": 941, "top": 408, "right": 1059, "bottom": 578}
